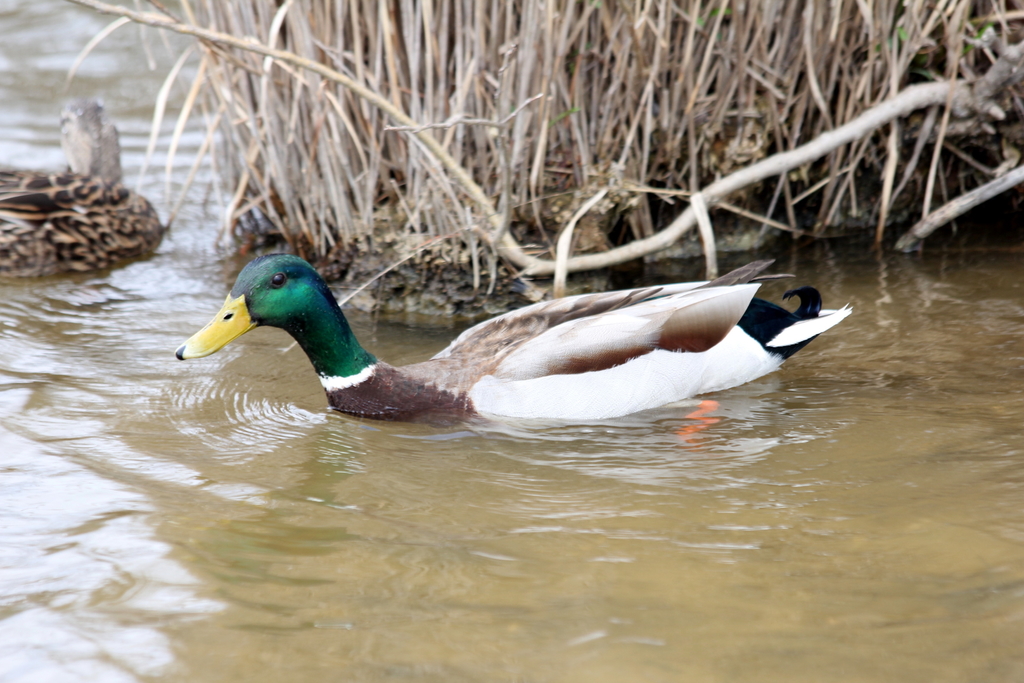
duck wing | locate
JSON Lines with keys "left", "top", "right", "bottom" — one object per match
{"left": 398, "top": 261, "right": 776, "bottom": 394}
{"left": 409, "top": 281, "right": 758, "bottom": 389}
{"left": 487, "top": 284, "right": 759, "bottom": 381}
{"left": 433, "top": 259, "right": 779, "bottom": 364}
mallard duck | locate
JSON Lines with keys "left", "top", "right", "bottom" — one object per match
{"left": 176, "top": 254, "right": 851, "bottom": 422}
{"left": 0, "top": 98, "right": 164, "bottom": 276}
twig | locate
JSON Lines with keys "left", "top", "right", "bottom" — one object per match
{"left": 802, "top": 2, "right": 835, "bottom": 130}
{"left": 875, "top": 121, "right": 899, "bottom": 246}
{"left": 65, "top": 16, "right": 131, "bottom": 89}
{"left": 716, "top": 200, "right": 804, "bottom": 235}
{"left": 619, "top": 184, "right": 802, "bottom": 236}
{"left": 165, "top": 55, "right": 207, "bottom": 203}
{"left": 941, "top": 141, "right": 996, "bottom": 176}
{"left": 921, "top": 2, "right": 968, "bottom": 224}
{"left": 144, "top": 0, "right": 181, "bottom": 23}
{"left": 552, "top": 188, "right": 609, "bottom": 299}
{"left": 138, "top": 45, "right": 194, "bottom": 193}
{"left": 167, "top": 105, "right": 223, "bottom": 228}
{"left": 890, "top": 105, "right": 938, "bottom": 208}
{"left": 385, "top": 115, "right": 492, "bottom": 133}
{"left": 791, "top": 166, "right": 852, "bottom": 205}
{"left": 384, "top": 93, "right": 543, "bottom": 133}
{"left": 689, "top": 193, "right": 718, "bottom": 279}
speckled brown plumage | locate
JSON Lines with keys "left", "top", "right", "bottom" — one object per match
{"left": 0, "top": 99, "right": 165, "bottom": 277}
{"left": 0, "top": 171, "right": 162, "bottom": 276}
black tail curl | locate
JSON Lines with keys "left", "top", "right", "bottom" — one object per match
{"left": 782, "top": 286, "right": 822, "bottom": 319}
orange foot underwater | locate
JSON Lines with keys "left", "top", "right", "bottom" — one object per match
{"left": 676, "top": 399, "right": 722, "bottom": 442}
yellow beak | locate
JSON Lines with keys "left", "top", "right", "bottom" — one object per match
{"left": 175, "top": 294, "right": 257, "bottom": 360}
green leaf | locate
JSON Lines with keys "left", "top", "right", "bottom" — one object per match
{"left": 549, "top": 107, "right": 580, "bottom": 127}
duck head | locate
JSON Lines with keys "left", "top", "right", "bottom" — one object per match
{"left": 176, "top": 254, "right": 354, "bottom": 362}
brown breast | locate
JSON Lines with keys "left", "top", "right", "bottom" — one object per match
{"left": 325, "top": 363, "right": 476, "bottom": 423}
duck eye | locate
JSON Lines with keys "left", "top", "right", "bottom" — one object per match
{"left": 270, "top": 272, "right": 287, "bottom": 288}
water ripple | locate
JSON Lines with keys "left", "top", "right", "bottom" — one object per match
{"left": 166, "top": 370, "right": 326, "bottom": 459}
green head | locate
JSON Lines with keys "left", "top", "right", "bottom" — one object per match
{"left": 176, "top": 254, "right": 376, "bottom": 379}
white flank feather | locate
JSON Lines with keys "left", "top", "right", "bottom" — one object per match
{"left": 766, "top": 305, "right": 853, "bottom": 348}
{"left": 470, "top": 327, "right": 783, "bottom": 420}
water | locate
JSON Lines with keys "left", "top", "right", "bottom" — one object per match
{"left": 3, "top": 4, "right": 1024, "bottom": 682}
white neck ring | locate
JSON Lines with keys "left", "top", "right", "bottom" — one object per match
{"left": 319, "top": 364, "right": 376, "bottom": 391}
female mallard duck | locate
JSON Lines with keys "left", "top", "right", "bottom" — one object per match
{"left": 0, "top": 99, "right": 164, "bottom": 276}
{"left": 176, "top": 255, "right": 851, "bottom": 422}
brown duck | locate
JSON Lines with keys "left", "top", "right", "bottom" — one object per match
{"left": 0, "top": 99, "right": 164, "bottom": 276}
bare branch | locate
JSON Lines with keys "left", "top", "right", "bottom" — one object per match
{"left": 689, "top": 193, "right": 718, "bottom": 280}
{"left": 552, "top": 188, "right": 609, "bottom": 299}
{"left": 895, "top": 163, "right": 1024, "bottom": 251}
{"left": 513, "top": 81, "right": 960, "bottom": 276}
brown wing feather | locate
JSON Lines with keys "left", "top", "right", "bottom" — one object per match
{"left": 702, "top": 259, "right": 775, "bottom": 287}
{"left": 405, "top": 287, "right": 665, "bottom": 390}
{"left": 539, "top": 342, "right": 655, "bottom": 376}
{"left": 657, "top": 286, "right": 758, "bottom": 352}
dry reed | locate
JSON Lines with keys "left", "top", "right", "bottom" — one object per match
{"left": 70, "top": 0, "right": 1024, "bottom": 294}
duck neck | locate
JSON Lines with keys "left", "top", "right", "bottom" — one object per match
{"left": 280, "top": 290, "right": 378, "bottom": 384}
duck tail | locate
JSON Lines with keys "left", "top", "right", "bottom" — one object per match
{"left": 766, "top": 303, "right": 852, "bottom": 349}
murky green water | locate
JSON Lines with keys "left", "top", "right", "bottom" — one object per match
{"left": 3, "top": 4, "right": 1024, "bottom": 682}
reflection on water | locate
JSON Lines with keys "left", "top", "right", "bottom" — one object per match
{"left": 0, "top": 403, "right": 220, "bottom": 682}
{"left": 4, "top": 3, "right": 1024, "bottom": 682}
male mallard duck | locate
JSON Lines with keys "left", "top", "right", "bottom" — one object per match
{"left": 176, "top": 254, "right": 851, "bottom": 422}
{"left": 0, "top": 98, "right": 164, "bottom": 276}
